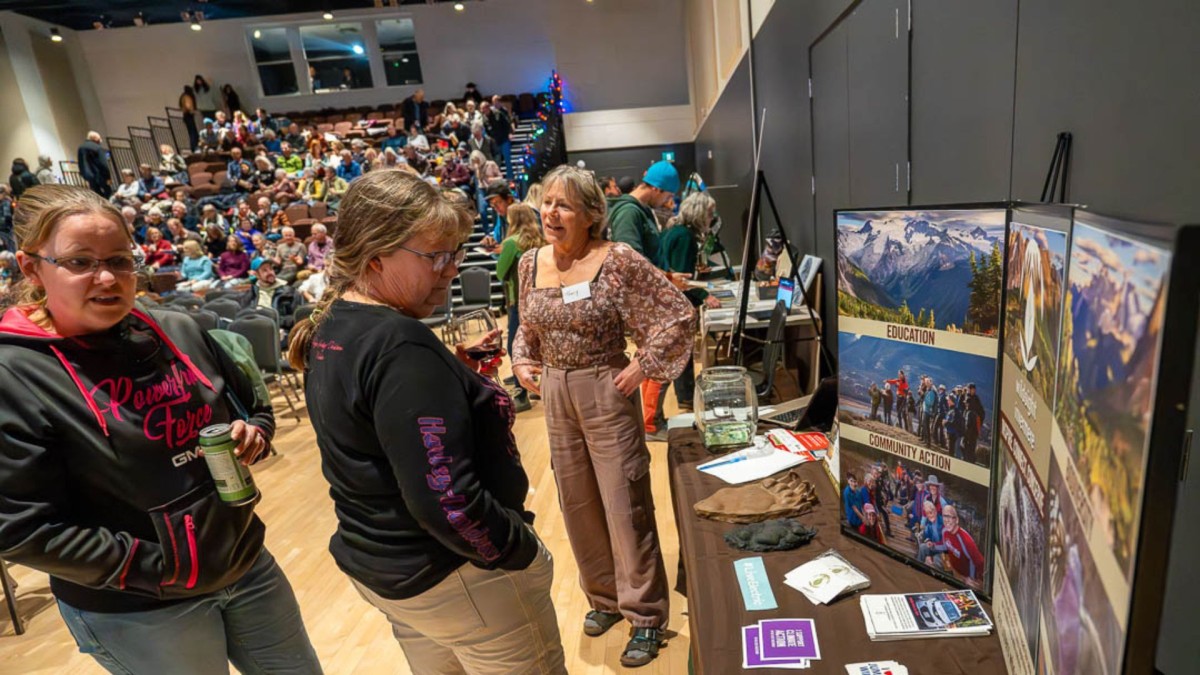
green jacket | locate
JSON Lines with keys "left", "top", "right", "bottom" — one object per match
{"left": 496, "top": 237, "right": 530, "bottom": 306}
{"left": 606, "top": 194, "right": 661, "bottom": 266}
{"left": 208, "top": 329, "right": 271, "bottom": 411}
{"left": 658, "top": 225, "right": 708, "bottom": 305}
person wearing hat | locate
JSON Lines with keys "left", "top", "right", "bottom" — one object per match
{"left": 859, "top": 503, "right": 886, "bottom": 545}
{"left": 606, "top": 160, "right": 679, "bottom": 265}
{"left": 481, "top": 179, "right": 515, "bottom": 246}
{"left": 235, "top": 258, "right": 297, "bottom": 327}
{"left": 933, "top": 384, "right": 949, "bottom": 448}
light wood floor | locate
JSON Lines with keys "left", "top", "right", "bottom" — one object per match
{"left": 0, "top": 363, "right": 692, "bottom": 674}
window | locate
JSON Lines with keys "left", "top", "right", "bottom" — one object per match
{"left": 249, "top": 27, "right": 298, "bottom": 96}
{"left": 301, "top": 23, "right": 373, "bottom": 93}
{"left": 376, "top": 18, "right": 423, "bottom": 86}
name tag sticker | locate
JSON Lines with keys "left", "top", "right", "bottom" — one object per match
{"left": 561, "top": 281, "right": 592, "bottom": 304}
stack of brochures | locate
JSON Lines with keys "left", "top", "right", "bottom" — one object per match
{"left": 859, "top": 590, "right": 993, "bottom": 641}
{"left": 741, "top": 618, "right": 821, "bottom": 669}
{"left": 783, "top": 550, "right": 871, "bottom": 605}
{"left": 844, "top": 661, "right": 908, "bottom": 675}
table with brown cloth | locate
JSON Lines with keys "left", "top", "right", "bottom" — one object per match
{"left": 668, "top": 427, "right": 1004, "bottom": 673}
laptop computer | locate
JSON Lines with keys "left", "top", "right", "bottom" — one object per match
{"left": 748, "top": 277, "right": 795, "bottom": 321}
{"left": 759, "top": 376, "right": 838, "bottom": 430}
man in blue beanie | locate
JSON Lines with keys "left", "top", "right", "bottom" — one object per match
{"left": 607, "top": 160, "right": 679, "bottom": 265}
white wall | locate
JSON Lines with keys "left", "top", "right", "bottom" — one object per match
{"left": 73, "top": 0, "right": 689, "bottom": 141}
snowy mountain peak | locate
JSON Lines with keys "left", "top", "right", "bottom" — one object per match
{"left": 858, "top": 220, "right": 875, "bottom": 235}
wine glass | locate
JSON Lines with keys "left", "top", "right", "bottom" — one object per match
{"left": 450, "top": 309, "right": 502, "bottom": 374}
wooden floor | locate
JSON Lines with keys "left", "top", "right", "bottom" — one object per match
{"left": 0, "top": 361, "right": 693, "bottom": 675}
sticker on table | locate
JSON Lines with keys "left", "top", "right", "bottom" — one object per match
{"left": 734, "top": 556, "right": 778, "bottom": 611}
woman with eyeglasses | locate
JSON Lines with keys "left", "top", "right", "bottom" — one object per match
{"left": 289, "top": 170, "right": 565, "bottom": 674}
{"left": 0, "top": 185, "right": 322, "bottom": 673}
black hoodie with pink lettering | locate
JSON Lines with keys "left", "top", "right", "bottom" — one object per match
{"left": 0, "top": 305, "right": 275, "bottom": 612}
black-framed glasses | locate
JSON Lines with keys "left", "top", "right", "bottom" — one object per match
{"left": 398, "top": 243, "right": 467, "bottom": 272}
{"left": 25, "top": 252, "right": 141, "bottom": 276}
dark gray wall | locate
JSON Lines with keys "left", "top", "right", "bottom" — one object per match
{"left": 694, "top": 58, "right": 755, "bottom": 262}
{"left": 567, "top": 144, "right": 696, "bottom": 189}
{"left": 697, "top": 1, "right": 1200, "bottom": 667}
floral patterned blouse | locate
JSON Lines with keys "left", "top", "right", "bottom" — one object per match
{"left": 512, "top": 243, "right": 696, "bottom": 381}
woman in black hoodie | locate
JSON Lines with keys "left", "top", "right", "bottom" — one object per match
{"left": 9, "top": 158, "right": 39, "bottom": 198}
{"left": 0, "top": 185, "right": 321, "bottom": 674}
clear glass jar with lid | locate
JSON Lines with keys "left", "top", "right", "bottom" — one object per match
{"left": 694, "top": 366, "right": 758, "bottom": 452}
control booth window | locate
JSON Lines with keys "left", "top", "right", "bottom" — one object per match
{"left": 377, "top": 18, "right": 423, "bottom": 86}
{"left": 249, "top": 27, "right": 299, "bottom": 97}
{"left": 301, "top": 22, "right": 373, "bottom": 93}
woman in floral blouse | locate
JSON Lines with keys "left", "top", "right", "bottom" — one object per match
{"left": 512, "top": 165, "right": 694, "bottom": 668}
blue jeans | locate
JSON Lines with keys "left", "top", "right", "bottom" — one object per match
{"left": 498, "top": 140, "right": 513, "bottom": 178}
{"left": 57, "top": 550, "right": 322, "bottom": 675}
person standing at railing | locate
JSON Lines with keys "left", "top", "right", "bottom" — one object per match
{"left": 77, "top": 131, "right": 112, "bottom": 199}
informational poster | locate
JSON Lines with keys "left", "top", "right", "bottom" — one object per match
{"left": 993, "top": 209, "right": 1070, "bottom": 675}
{"left": 1038, "top": 219, "right": 1171, "bottom": 675}
{"left": 836, "top": 207, "right": 1007, "bottom": 593}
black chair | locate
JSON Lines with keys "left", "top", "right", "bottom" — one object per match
{"left": 455, "top": 266, "right": 492, "bottom": 315}
{"left": 169, "top": 294, "right": 204, "bottom": 310}
{"left": 189, "top": 309, "right": 221, "bottom": 332}
{"left": 204, "top": 288, "right": 236, "bottom": 302}
{"left": 742, "top": 302, "right": 789, "bottom": 401}
{"left": 229, "top": 316, "right": 302, "bottom": 421}
{"left": 1, "top": 559, "right": 23, "bottom": 635}
{"left": 421, "top": 293, "right": 453, "bottom": 341}
{"left": 236, "top": 306, "right": 280, "bottom": 330}
{"left": 293, "top": 303, "right": 317, "bottom": 325}
{"left": 204, "top": 298, "right": 241, "bottom": 321}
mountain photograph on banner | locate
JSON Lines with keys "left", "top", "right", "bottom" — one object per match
{"left": 1003, "top": 222, "right": 1069, "bottom": 405}
{"left": 836, "top": 209, "right": 1007, "bottom": 336}
{"left": 1053, "top": 221, "right": 1170, "bottom": 578}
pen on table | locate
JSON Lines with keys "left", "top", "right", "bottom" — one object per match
{"left": 700, "top": 454, "right": 751, "bottom": 470}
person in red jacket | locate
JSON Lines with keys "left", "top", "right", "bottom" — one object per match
{"left": 885, "top": 370, "right": 910, "bottom": 430}
{"left": 937, "top": 504, "right": 985, "bottom": 584}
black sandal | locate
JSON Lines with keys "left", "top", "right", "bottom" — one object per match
{"left": 620, "top": 627, "right": 664, "bottom": 668}
{"left": 583, "top": 610, "right": 623, "bottom": 637}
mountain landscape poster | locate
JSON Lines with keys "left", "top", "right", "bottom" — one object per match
{"left": 1053, "top": 221, "right": 1169, "bottom": 579}
{"left": 837, "top": 209, "right": 1007, "bottom": 336}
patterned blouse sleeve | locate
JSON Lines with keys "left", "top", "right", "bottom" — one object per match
{"left": 610, "top": 244, "right": 697, "bottom": 381}
{"left": 510, "top": 249, "right": 542, "bottom": 368}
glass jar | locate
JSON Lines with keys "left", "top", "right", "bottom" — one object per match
{"left": 695, "top": 366, "right": 758, "bottom": 452}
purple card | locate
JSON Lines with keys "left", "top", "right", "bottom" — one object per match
{"left": 758, "top": 618, "right": 820, "bottom": 661}
{"left": 742, "top": 626, "right": 810, "bottom": 669}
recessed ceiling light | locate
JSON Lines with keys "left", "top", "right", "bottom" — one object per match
{"left": 352, "top": 44, "right": 364, "bottom": 55}
{"left": 50, "top": 28, "right": 63, "bottom": 42}
{"left": 323, "top": 11, "right": 334, "bottom": 20}
{"left": 401, "top": 56, "right": 409, "bottom": 63}
{"left": 253, "top": 29, "right": 262, "bottom": 39}
{"left": 191, "top": 20, "right": 202, "bottom": 31}
{"left": 454, "top": 3, "right": 465, "bottom": 11}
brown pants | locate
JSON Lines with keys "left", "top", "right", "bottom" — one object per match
{"left": 542, "top": 363, "right": 670, "bottom": 629}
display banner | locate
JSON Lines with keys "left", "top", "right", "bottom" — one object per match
{"left": 1039, "top": 217, "right": 1172, "bottom": 675}
{"left": 993, "top": 207, "right": 1071, "bottom": 675}
{"left": 835, "top": 207, "right": 1008, "bottom": 594}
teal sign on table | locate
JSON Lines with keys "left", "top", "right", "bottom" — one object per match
{"left": 662, "top": 151, "right": 676, "bottom": 162}
{"left": 734, "top": 556, "right": 777, "bottom": 611}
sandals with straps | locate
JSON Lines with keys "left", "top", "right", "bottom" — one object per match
{"left": 620, "top": 627, "right": 664, "bottom": 668}
{"left": 583, "top": 610, "right": 623, "bottom": 637}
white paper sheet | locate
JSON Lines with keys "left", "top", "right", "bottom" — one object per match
{"left": 698, "top": 448, "right": 804, "bottom": 484}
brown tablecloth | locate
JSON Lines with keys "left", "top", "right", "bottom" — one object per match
{"left": 668, "top": 428, "right": 1004, "bottom": 674}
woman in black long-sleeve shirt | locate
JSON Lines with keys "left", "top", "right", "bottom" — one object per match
{"left": 289, "top": 170, "right": 565, "bottom": 674}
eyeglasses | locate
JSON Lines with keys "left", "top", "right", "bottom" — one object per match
{"left": 398, "top": 244, "right": 466, "bottom": 272}
{"left": 26, "top": 252, "right": 141, "bottom": 276}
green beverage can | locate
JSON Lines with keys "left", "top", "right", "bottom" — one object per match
{"left": 198, "top": 424, "right": 258, "bottom": 506}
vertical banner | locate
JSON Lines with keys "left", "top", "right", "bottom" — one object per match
{"left": 1039, "top": 217, "right": 1171, "bottom": 675}
{"left": 993, "top": 207, "right": 1071, "bottom": 675}
{"left": 835, "top": 207, "right": 1007, "bottom": 594}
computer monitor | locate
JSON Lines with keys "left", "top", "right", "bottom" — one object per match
{"left": 776, "top": 276, "right": 796, "bottom": 310}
